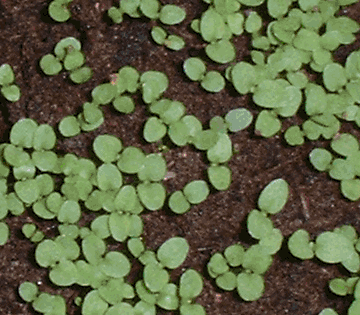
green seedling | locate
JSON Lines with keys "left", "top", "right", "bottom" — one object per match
{"left": 258, "top": 178, "right": 289, "bottom": 214}
{"left": 58, "top": 115, "right": 81, "bottom": 137}
{"left": 200, "top": 70, "right": 225, "bottom": 92}
{"left": 284, "top": 125, "right": 305, "bottom": 146}
{"left": 157, "top": 236, "right": 189, "bottom": 269}
{"left": 205, "top": 39, "right": 236, "bottom": 64}
{"left": 237, "top": 272, "right": 264, "bottom": 301}
{"left": 288, "top": 229, "right": 315, "bottom": 260}
{"left": 183, "top": 180, "right": 209, "bottom": 204}
{"left": 0, "top": 63, "right": 21, "bottom": 102}
{"left": 0, "top": 221, "right": 9, "bottom": 245}
{"left": 143, "top": 117, "right": 167, "bottom": 142}
{"left": 48, "top": 0, "right": 72, "bottom": 22}
{"left": 117, "top": 146, "right": 146, "bottom": 174}
{"left": 159, "top": 4, "right": 186, "bottom": 25}
{"left": 225, "top": 108, "right": 253, "bottom": 132}
{"left": 207, "top": 165, "right": 231, "bottom": 190}
{"left": 93, "top": 134, "right": 122, "bottom": 163}
{"left": 183, "top": 57, "right": 206, "bottom": 81}
{"left": 137, "top": 182, "right": 166, "bottom": 210}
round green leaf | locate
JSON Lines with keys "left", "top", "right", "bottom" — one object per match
{"left": 143, "top": 117, "right": 166, "bottom": 143}
{"left": 1, "top": 84, "right": 21, "bottom": 102}
{"left": 137, "top": 182, "right": 166, "bottom": 210}
{"left": 309, "top": 148, "right": 333, "bottom": 171}
{"left": 54, "top": 37, "right": 81, "bottom": 61}
{"left": 113, "top": 95, "right": 135, "bottom": 114}
{"left": 97, "top": 163, "right": 122, "bottom": 191}
{"left": 216, "top": 271, "right": 237, "bottom": 291}
{"left": 33, "top": 124, "right": 56, "bottom": 150}
{"left": 255, "top": 110, "right": 281, "bottom": 138}
{"left": 138, "top": 153, "right": 166, "bottom": 182}
{"left": 157, "top": 237, "right": 189, "bottom": 269}
{"left": 207, "top": 165, "right": 231, "bottom": 190}
{"left": 224, "top": 244, "right": 245, "bottom": 267}
{"left": 242, "top": 244, "right": 273, "bottom": 274}
{"left": 64, "top": 50, "right": 85, "bottom": 71}
{"left": 164, "top": 35, "right": 185, "bottom": 51}
{"left": 159, "top": 5, "right": 186, "bottom": 25}
{"left": 109, "top": 212, "right": 131, "bottom": 242}
{"left": 205, "top": 40, "right": 236, "bottom": 64}
{"left": 117, "top": 146, "right": 146, "bottom": 174}
{"left": 100, "top": 251, "right": 131, "bottom": 278}
{"left": 168, "top": 191, "right": 191, "bottom": 214}
{"left": 0, "top": 63, "right": 14, "bottom": 85}
{"left": 140, "top": 71, "right": 168, "bottom": 104}
{"left": 58, "top": 200, "right": 81, "bottom": 224}
{"left": 49, "top": 258, "right": 78, "bottom": 286}
{"left": 225, "top": 108, "right": 253, "bottom": 132}
{"left": 93, "top": 135, "right": 122, "bottom": 163}
{"left": 49, "top": 1, "right": 71, "bottom": 22}
{"left": 200, "top": 71, "right": 225, "bottom": 92}
{"left": 207, "top": 252, "right": 229, "bottom": 277}
{"left": 288, "top": 229, "right": 314, "bottom": 260}
{"left": 19, "top": 282, "right": 38, "bottom": 302}
{"left": 82, "top": 290, "right": 108, "bottom": 315}
{"left": 92, "top": 83, "right": 117, "bottom": 105}
{"left": 258, "top": 178, "right": 289, "bottom": 214}
{"left": 14, "top": 179, "right": 40, "bottom": 205}
{"left": 82, "top": 233, "right": 106, "bottom": 265}
{"left": 331, "top": 133, "right": 359, "bottom": 157}
{"left": 0, "top": 221, "right": 9, "bottom": 246}
{"left": 315, "top": 231, "right": 355, "bottom": 264}
{"left": 70, "top": 66, "right": 93, "bottom": 84}
{"left": 58, "top": 116, "right": 80, "bottom": 137}
{"left": 10, "top": 118, "right": 38, "bottom": 148}
{"left": 35, "top": 239, "right": 63, "bottom": 268}
{"left": 179, "top": 269, "right": 203, "bottom": 300}
{"left": 39, "top": 54, "right": 62, "bottom": 75}
{"left": 237, "top": 272, "right": 264, "bottom": 301}
{"left": 183, "top": 180, "right": 209, "bottom": 204}
{"left": 144, "top": 263, "right": 169, "bottom": 292}
{"left": 341, "top": 179, "right": 360, "bottom": 201}
{"left": 247, "top": 209, "right": 273, "bottom": 240}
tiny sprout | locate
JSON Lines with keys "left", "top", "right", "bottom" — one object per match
{"left": 58, "top": 115, "right": 81, "bottom": 137}
{"left": 207, "top": 165, "right": 231, "bottom": 191}
{"left": 255, "top": 110, "right": 281, "bottom": 138}
{"left": 144, "top": 263, "right": 169, "bottom": 292}
{"left": 179, "top": 269, "right": 203, "bottom": 301}
{"left": 284, "top": 125, "right": 305, "bottom": 146}
{"left": 258, "top": 178, "right": 289, "bottom": 214}
{"left": 93, "top": 134, "right": 122, "bottom": 163}
{"left": 183, "top": 180, "right": 209, "bottom": 204}
{"left": 82, "top": 290, "right": 108, "bottom": 315}
{"left": 108, "top": 7, "right": 123, "bottom": 24}
{"left": 164, "top": 35, "right": 186, "bottom": 51}
{"left": 216, "top": 271, "right": 237, "bottom": 291}
{"left": 168, "top": 191, "right": 191, "bottom": 214}
{"left": 117, "top": 146, "right": 146, "bottom": 174}
{"left": 39, "top": 54, "right": 62, "bottom": 75}
{"left": 159, "top": 4, "right": 186, "bottom": 25}
{"left": 0, "top": 63, "right": 15, "bottom": 85}
{"left": 207, "top": 252, "right": 229, "bottom": 278}
{"left": 183, "top": 57, "right": 206, "bottom": 82}
{"left": 91, "top": 83, "right": 117, "bottom": 105}
{"left": 19, "top": 281, "right": 39, "bottom": 302}
{"left": 200, "top": 71, "right": 225, "bottom": 92}
{"left": 237, "top": 272, "right": 264, "bottom": 301}
{"left": 143, "top": 117, "right": 167, "bottom": 143}
{"left": 329, "top": 278, "right": 350, "bottom": 296}
{"left": 0, "top": 221, "right": 9, "bottom": 246}
{"left": 157, "top": 236, "right": 189, "bottom": 269}
{"left": 140, "top": 70, "right": 169, "bottom": 104}
{"left": 247, "top": 209, "right": 273, "bottom": 240}
{"left": 69, "top": 66, "right": 93, "bottom": 84}
{"left": 151, "top": 26, "right": 167, "bottom": 45}
{"left": 138, "top": 153, "right": 167, "bottom": 182}
{"left": 225, "top": 108, "right": 253, "bottom": 132}
{"left": 137, "top": 182, "right": 166, "bottom": 210}
{"left": 48, "top": 0, "right": 72, "bottom": 22}
{"left": 205, "top": 39, "right": 236, "bottom": 64}
{"left": 140, "top": 0, "right": 160, "bottom": 19}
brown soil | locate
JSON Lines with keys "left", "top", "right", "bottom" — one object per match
{"left": 1, "top": 0, "right": 360, "bottom": 314}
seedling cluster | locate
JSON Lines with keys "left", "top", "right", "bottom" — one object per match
{"left": 39, "top": 37, "right": 93, "bottom": 84}
{"left": 207, "top": 179, "right": 289, "bottom": 300}
{"left": 288, "top": 225, "right": 360, "bottom": 314}
{"left": 2, "top": 0, "right": 360, "bottom": 314}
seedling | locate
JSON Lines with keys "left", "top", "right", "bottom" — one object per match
{"left": 0, "top": 63, "right": 21, "bottom": 102}
{"left": 48, "top": 0, "right": 73, "bottom": 22}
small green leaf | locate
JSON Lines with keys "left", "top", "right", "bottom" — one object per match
{"left": 58, "top": 116, "right": 80, "bottom": 137}
{"left": 143, "top": 117, "right": 166, "bottom": 143}
{"left": 200, "top": 71, "right": 225, "bottom": 92}
{"left": 179, "top": 269, "right": 203, "bottom": 300}
{"left": 39, "top": 54, "right": 62, "bottom": 75}
{"left": 205, "top": 40, "right": 236, "bottom": 64}
{"left": 207, "top": 165, "right": 231, "bottom": 191}
{"left": 237, "top": 272, "right": 264, "bottom": 301}
{"left": 159, "top": 5, "right": 186, "bottom": 25}
{"left": 157, "top": 237, "right": 189, "bottom": 269}
{"left": 183, "top": 180, "right": 209, "bottom": 204}
{"left": 19, "top": 282, "right": 39, "bottom": 302}
{"left": 225, "top": 108, "right": 253, "bottom": 132}
{"left": 258, "top": 178, "right": 289, "bottom": 214}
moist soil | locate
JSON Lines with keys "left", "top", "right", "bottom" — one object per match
{"left": 1, "top": 1, "right": 360, "bottom": 314}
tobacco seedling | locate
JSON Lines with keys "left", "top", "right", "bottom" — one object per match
{"left": 0, "top": 63, "right": 21, "bottom": 102}
{"left": 48, "top": 0, "right": 73, "bottom": 22}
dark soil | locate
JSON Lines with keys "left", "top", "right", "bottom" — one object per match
{"left": 1, "top": 0, "right": 360, "bottom": 314}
